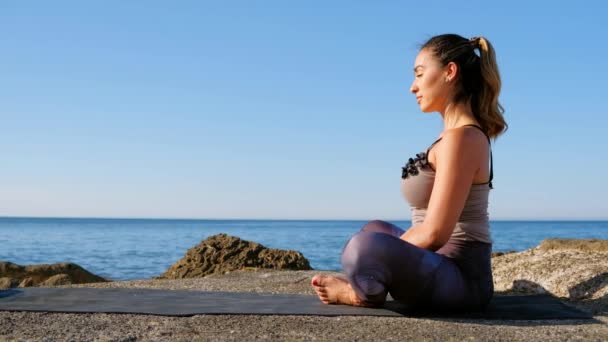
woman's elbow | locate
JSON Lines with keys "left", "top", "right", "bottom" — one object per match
{"left": 428, "top": 229, "right": 451, "bottom": 251}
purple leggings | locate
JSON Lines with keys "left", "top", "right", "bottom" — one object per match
{"left": 341, "top": 220, "right": 493, "bottom": 311}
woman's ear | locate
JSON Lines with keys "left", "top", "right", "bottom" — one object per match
{"left": 445, "top": 62, "right": 458, "bottom": 82}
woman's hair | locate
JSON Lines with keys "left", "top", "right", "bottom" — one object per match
{"left": 421, "top": 34, "right": 508, "bottom": 139}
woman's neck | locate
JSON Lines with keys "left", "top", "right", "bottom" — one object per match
{"left": 440, "top": 101, "right": 479, "bottom": 130}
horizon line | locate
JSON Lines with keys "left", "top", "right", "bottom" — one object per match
{"left": 1, "top": 215, "right": 607, "bottom": 222}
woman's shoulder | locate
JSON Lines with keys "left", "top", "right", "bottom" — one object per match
{"left": 439, "top": 126, "right": 486, "bottom": 146}
{"left": 433, "top": 126, "right": 489, "bottom": 164}
{"left": 440, "top": 125, "right": 487, "bottom": 140}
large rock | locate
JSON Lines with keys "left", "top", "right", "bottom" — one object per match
{"left": 18, "top": 277, "right": 34, "bottom": 288}
{"left": 159, "top": 233, "right": 312, "bottom": 279}
{"left": 0, "top": 277, "right": 17, "bottom": 289}
{"left": 0, "top": 261, "right": 108, "bottom": 288}
{"left": 492, "top": 239, "right": 608, "bottom": 301}
{"left": 40, "top": 274, "right": 73, "bottom": 286}
{"left": 537, "top": 238, "right": 608, "bottom": 252}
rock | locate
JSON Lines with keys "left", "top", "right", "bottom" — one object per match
{"left": 538, "top": 238, "right": 608, "bottom": 252}
{"left": 40, "top": 274, "right": 72, "bottom": 286}
{"left": 492, "top": 238, "right": 608, "bottom": 301}
{"left": 0, "top": 277, "right": 15, "bottom": 289}
{"left": 159, "top": 233, "right": 312, "bottom": 279}
{"left": 0, "top": 261, "right": 108, "bottom": 287}
{"left": 18, "top": 277, "right": 34, "bottom": 288}
{"left": 491, "top": 251, "right": 516, "bottom": 258}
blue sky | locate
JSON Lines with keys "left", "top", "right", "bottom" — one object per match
{"left": 1, "top": 1, "right": 607, "bottom": 220}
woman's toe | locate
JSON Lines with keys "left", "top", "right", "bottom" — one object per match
{"left": 311, "top": 275, "right": 325, "bottom": 286}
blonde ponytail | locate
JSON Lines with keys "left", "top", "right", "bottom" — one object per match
{"left": 474, "top": 37, "right": 507, "bottom": 139}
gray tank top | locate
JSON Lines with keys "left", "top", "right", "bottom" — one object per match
{"left": 400, "top": 124, "right": 493, "bottom": 244}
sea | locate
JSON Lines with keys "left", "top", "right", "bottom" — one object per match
{"left": 1, "top": 217, "right": 607, "bottom": 281}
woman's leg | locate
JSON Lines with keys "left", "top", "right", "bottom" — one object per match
{"left": 314, "top": 220, "right": 483, "bottom": 310}
{"left": 340, "top": 229, "right": 445, "bottom": 306}
{"left": 311, "top": 220, "right": 405, "bottom": 306}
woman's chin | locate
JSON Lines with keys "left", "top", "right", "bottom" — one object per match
{"left": 419, "top": 105, "right": 432, "bottom": 113}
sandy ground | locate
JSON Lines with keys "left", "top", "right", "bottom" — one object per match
{"left": 0, "top": 270, "right": 606, "bottom": 341}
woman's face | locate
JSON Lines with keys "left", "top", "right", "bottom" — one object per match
{"left": 409, "top": 48, "right": 451, "bottom": 113}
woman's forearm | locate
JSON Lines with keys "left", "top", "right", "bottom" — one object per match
{"left": 399, "top": 224, "right": 443, "bottom": 251}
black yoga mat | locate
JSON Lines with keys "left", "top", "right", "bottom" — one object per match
{"left": 0, "top": 288, "right": 592, "bottom": 319}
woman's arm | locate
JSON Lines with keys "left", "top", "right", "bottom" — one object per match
{"left": 400, "top": 128, "right": 483, "bottom": 250}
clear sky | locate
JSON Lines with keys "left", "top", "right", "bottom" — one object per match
{"left": 2, "top": 1, "right": 607, "bottom": 220}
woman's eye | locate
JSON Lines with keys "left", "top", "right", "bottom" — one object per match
{"left": 415, "top": 74, "right": 422, "bottom": 78}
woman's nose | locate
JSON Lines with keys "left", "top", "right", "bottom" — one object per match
{"left": 410, "top": 80, "right": 418, "bottom": 94}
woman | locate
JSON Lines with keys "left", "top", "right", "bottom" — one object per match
{"left": 311, "top": 34, "right": 507, "bottom": 311}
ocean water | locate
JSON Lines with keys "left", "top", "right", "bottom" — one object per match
{"left": 1, "top": 217, "right": 607, "bottom": 281}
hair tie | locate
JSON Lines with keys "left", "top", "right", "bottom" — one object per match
{"left": 469, "top": 36, "right": 481, "bottom": 47}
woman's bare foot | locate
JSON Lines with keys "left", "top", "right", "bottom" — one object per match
{"left": 311, "top": 274, "right": 371, "bottom": 307}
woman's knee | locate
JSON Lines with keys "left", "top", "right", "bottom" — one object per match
{"left": 360, "top": 219, "right": 404, "bottom": 237}
{"left": 342, "top": 232, "right": 369, "bottom": 265}
{"left": 361, "top": 219, "right": 392, "bottom": 233}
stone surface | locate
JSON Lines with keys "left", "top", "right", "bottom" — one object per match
{"left": 4, "top": 269, "right": 604, "bottom": 342}
{"left": 538, "top": 238, "right": 608, "bottom": 252}
{"left": 492, "top": 238, "right": 607, "bottom": 314}
{"left": 491, "top": 250, "right": 516, "bottom": 258}
{"left": 0, "top": 277, "right": 14, "bottom": 289}
{"left": 0, "top": 261, "right": 108, "bottom": 287}
{"left": 40, "top": 274, "right": 72, "bottom": 286}
{"left": 159, "top": 234, "right": 312, "bottom": 279}
{"left": 18, "top": 277, "right": 34, "bottom": 288}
